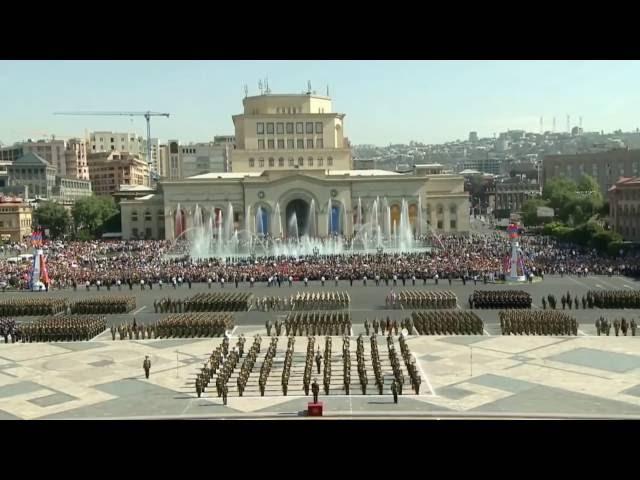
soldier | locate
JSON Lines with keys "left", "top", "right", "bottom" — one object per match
{"left": 110, "top": 325, "right": 116, "bottom": 341}
{"left": 373, "top": 318, "right": 379, "bottom": 334}
{"left": 266, "top": 319, "right": 272, "bottom": 336}
{"left": 195, "top": 376, "right": 202, "bottom": 398}
{"left": 541, "top": 297, "right": 547, "bottom": 310}
{"left": 391, "top": 379, "right": 398, "bottom": 404}
{"left": 221, "top": 383, "right": 228, "bottom": 405}
{"left": 595, "top": 318, "right": 601, "bottom": 336}
{"left": 315, "top": 347, "right": 323, "bottom": 374}
{"left": 364, "top": 319, "right": 370, "bottom": 336}
{"left": 614, "top": 319, "right": 621, "bottom": 336}
{"left": 143, "top": 355, "right": 151, "bottom": 379}
{"left": 631, "top": 319, "right": 637, "bottom": 336}
{"left": 311, "top": 378, "right": 320, "bottom": 404}
{"left": 561, "top": 295, "right": 566, "bottom": 310}
{"left": 621, "top": 318, "right": 628, "bottom": 336}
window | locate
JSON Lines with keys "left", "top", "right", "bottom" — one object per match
{"left": 277, "top": 139, "right": 285, "bottom": 149}
{"left": 145, "top": 228, "right": 152, "bottom": 239}
{"left": 297, "top": 139, "right": 304, "bottom": 149}
{"left": 450, "top": 204, "right": 457, "bottom": 215}
{"left": 437, "top": 205, "right": 443, "bottom": 215}
{"left": 131, "top": 211, "right": 138, "bottom": 222}
{"left": 296, "top": 122, "right": 304, "bottom": 134}
{"left": 287, "top": 139, "right": 294, "bottom": 149}
{"left": 266, "top": 123, "right": 274, "bottom": 134}
{"left": 278, "top": 157, "right": 284, "bottom": 167}
{"left": 257, "top": 123, "right": 264, "bottom": 134}
{"left": 110, "top": 137, "right": 114, "bottom": 143}
{"left": 267, "top": 139, "right": 275, "bottom": 149}
{"left": 306, "top": 122, "right": 314, "bottom": 134}
{"left": 327, "top": 156, "right": 333, "bottom": 166}
{"left": 145, "top": 210, "right": 152, "bottom": 221}
{"left": 318, "top": 157, "right": 323, "bottom": 167}
{"left": 315, "top": 122, "right": 323, "bottom": 134}
{"left": 121, "top": 137, "right": 125, "bottom": 142}
{"left": 132, "top": 228, "right": 138, "bottom": 238}
{"left": 298, "top": 157, "right": 304, "bottom": 166}
{"left": 288, "top": 157, "right": 294, "bottom": 167}
{"left": 268, "top": 157, "right": 275, "bottom": 167}
{"left": 258, "top": 139, "right": 265, "bottom": 149}
{"left": 450, "top": 220, "right": 457, "bottom": 230}
{"left": 276, "top": 123, "right": 284, "bottom": 134}
{"left": 258, "top": 158, "right": 264, "bottom": 167}
{"left": 286, "top": 123, "right": 294, "bottom": 134}
{"left": 308, "top": 157, "right": 314, "bottom": 167}
{"left": 437, "top": 220, "right": 443, "bottom": 230}
{"left": 307, "top": 139, "right": 314, "bottom": 149}
{"left": 316, "top": 138, "right": 323, "bottom": 149}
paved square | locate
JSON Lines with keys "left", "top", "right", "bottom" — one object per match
{"left": 466, "top": 374, "right": 538, "bottom": 393}
{"left": 29, "top": 392, "right": 77, "bottom": 407}
{"left": 0, "top": 381, "right": 47, "bottom": 398}
{"left": 88, "top": 359, "right": 114, "bottom": 367}
{"left": 547, "top": 348, "right": 640, "bottom": 373}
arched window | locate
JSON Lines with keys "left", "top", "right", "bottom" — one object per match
{"left": 268, "top": 157, "right": 275, "bottom": 167}
{"left": 327, "top": 156, "right": 333, "bottom": 166}
{"left": 308, "top": 157, "right": 314, "bottom": 167}
{"left": 249, "top": 157, "right": 255, "bottom": 168}
{"left": 298, "top": 157, "right": 304, "bottom": 167}
{"left": 288, "top": 157, "right": 294, "bottom": 167}
{"left": 318, "top": 157, "right": 324, "bottom": 167}
{"left": 258, "top": 158, "right": 264, "bottom": 168}
{"left": 278, "top": 157, "right": 284, "bottom": 167}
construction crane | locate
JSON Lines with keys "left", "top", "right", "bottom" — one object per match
{"left": 53, "top": 111, "right": 170, "bottom": 184}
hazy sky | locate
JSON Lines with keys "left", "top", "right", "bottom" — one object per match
{"left": 1, "top": 60, "right": 639, "bottom": 146}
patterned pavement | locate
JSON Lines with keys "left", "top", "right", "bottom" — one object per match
{"left": 2, "top": 326, "right": 640, "bottom": 419}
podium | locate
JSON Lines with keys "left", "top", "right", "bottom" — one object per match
{"left": 307, "top": 402, "right": 323, "bottom": 416}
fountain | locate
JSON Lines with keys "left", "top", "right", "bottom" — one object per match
{"left": 168, "top": 195, "right": 433, "bottom": 260}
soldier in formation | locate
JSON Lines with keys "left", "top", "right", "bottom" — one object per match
{"left": 72, "top": 296, "right": 136, "bottom": 314}
{"left": 115, "top": 321, "right": 155, "bottom": 340}
{"left": 255, "top": 296, "right": 289, "bottom": 312}
{"left": 587, "top": 290, "right": 640, "bottom": 309}
{"left": 0, "top": 298, "right": 67, "bottom": 316}
{"left": 20, "top": 315, "right": 107, "bottom": 342}
{"left": 258, "top": 336, "right": 279, "bottom": 397}
{"left": 303, "top": 336, "right": 315, "bottom": 396}
{"left": 236, "top": 335, "right": 262, "bottom": 396}
{"left": 282, "top": 311, "right": 351, "bottom": 336}
{"left": 281, "top": 336, "right": 295, "bottom": 395}
{"left": 343, "top": 335, "right": 351, "bottom": 394}
{"left": 411, "top": 311, "right": 484, "bottom": 335}
{"left": 499, "top": 310, "right": 578, "bottom": 336}
{"left": 0, "top": 318, "right": 19, "bottom": 343}
{"left": 469, "top": 290, "right": 532, "bottom": 309}
{"left": 323, "top": 336, "right": 332, "bottom": 395}
{"left": 154, "top": 313, "right": 233, "bottom": 338}
{"left": 596, "top": 316, "right": 637, "bottom": 336}
{"left": 398, "top": 334, "right": 421, "bottom": 394}
{"left": 157, "top": 292, "right": 253, "bottom": 313}
{"left": 290, "top": 291, "right": 351, "bottom": 311}
{"left": 356, "top": 334, "right": 368, "bottom": 395}
{"left": 389, "top": 290, "right": 457, "bottom": 310}
{"left": 370, "top": 334, "right": 384, "bottom": 394}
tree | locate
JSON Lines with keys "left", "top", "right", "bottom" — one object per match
{"left": 33, "top": 201, "right": 70, "bottom": 239}
{"left": 521, "top": 198, "right": 550, "bottom": 226}
{"left": 72, "top": 196, "right": 118, "bottom": 237}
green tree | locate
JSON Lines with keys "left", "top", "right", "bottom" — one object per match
{"left": 33, "top": 201, "right": 70, "bottom": 239}
{"left": 72, "top": 196, "right": 118, "bottom": 237}
{"left": 521, "top": 198, "right": 550, "bottom": 226}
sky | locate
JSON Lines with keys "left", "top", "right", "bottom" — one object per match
{"left": 1, "top": 60, "right": 640, "bottom": 146}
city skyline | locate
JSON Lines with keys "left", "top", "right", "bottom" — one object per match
{"left": 2, "top": 60, "right": 640, "bottom": 146}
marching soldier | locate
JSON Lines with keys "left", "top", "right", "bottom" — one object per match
{"left": 391, "top": 379, "right": 398, "bottom": 404}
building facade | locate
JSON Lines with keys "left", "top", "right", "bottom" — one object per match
{"left": 160, "top": 141, "right": 229, "bottom": 180}
{"left": 608, "top": 176, "right": 640, "bottom": 241}
{"left": 230, "top": 93, "right": 352, "bottom": 172}
{"left": 52, "top": 177, "right": 93, "bottom": 202}
{"left": 0, "top": 199, "right": 32, "bottom": 242}
{"left": 543, "top": 149, "right": 640, "bottom": 195}
{"left": 0, "top": 144, "right": 24, "bottom": 162}
{"left": 87, "top": 151, "right": 150, "bottom": 196}
{"left": 462, "top": 157, "right": 501, "bottom": 175}
{"left": 20, "top": 138, "right": 89, "bottom": 180}
{"left": 7, "top": 153, "right": 57, "bottom": 199}
{"left": 494, "top": 180, "right": 540, "bottom": 213}
{"left": 89, "top": 131, "right": 144, "bottom": 156}
{"left": 120, "top": 170, "right": 470, "bottom": 240}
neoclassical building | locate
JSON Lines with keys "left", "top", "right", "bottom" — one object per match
{"left": 120, "top": 91, "right": 470, "bottom": 240}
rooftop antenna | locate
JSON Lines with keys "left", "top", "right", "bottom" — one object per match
{"left": 307, "top": 80, "right": 312, "bottom": 94}
{"left": 566, "top": 114, "right": 570, "bottom": 133}
{"left": 258, "top": 79, "right": 263, "bottom": 95}
{"left": 264, "top": 77, "right": 271, "bottom": 94}
{"left": 243, "top": 84, "right": 248, "bottom": 98}
{"left": 552, "top": 116, "right": 556, "bottom": 133}
{"left": 326, "top": 85, "right": 329, "bottom": 96}
{"left": 539, "top": 116, "right": 543, "bottom": 134}
{"left": 579, "top": 116, "right": 583, "bottom": 129}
